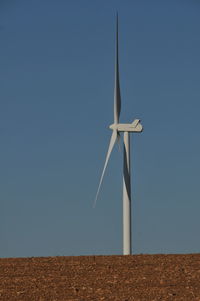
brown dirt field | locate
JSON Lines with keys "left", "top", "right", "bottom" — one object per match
{"left": 0, "top": 254, "right": 200, "bottom": 300}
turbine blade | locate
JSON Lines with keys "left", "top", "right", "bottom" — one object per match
{"left": 117, "top": 132, "right": 121, "bottom": 152}
{"left": 93, "top": 130, "right": 118, "bottom": 207}
{"left": 114, "top": 13, "right": 121, "bottom": 124}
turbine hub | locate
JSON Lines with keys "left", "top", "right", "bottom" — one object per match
{"left": 109, "top": 123, "right": 117, "bottom": 130}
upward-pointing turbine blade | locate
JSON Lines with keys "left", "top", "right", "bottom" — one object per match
{"left": 93, "top": 129, "right": 118, "bottom": 207}
{"left": 114, "top": 13, "right": 121, "bottom": 124}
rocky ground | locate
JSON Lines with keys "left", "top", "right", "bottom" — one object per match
{"left": 0, "top": 254, "right": 200, "bottom": 300}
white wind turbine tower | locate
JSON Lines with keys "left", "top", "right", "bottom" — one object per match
{"left": 94, "top": 15, "right": 143, "bottom": 255}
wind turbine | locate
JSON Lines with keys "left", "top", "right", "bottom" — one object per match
{"left": 94, "top": 15, "right": 143, "bottom": 255}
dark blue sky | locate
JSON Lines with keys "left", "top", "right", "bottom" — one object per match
{"left": 1, "top": 0, "right": 200, "bottom": 257}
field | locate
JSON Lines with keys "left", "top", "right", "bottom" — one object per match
{"left": 1, "top": 254, "right": 200, "bottom": 300}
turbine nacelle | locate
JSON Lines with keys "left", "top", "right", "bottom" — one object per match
{"left": 109, "top": 119, "right": 143, "bottom": 133}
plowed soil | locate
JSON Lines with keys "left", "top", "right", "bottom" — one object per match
{"left": 1, "top": 254, "right": 200, "bottom": 300}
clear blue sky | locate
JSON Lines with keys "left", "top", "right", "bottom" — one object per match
{"left": 1, "top": 0, "right": 200, "bottom": 258}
